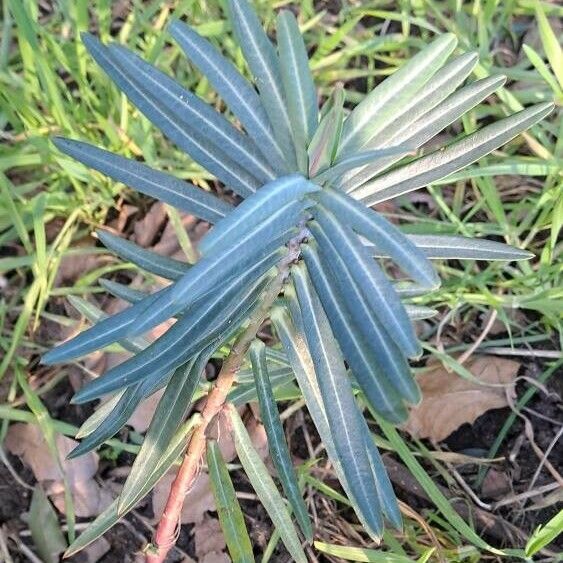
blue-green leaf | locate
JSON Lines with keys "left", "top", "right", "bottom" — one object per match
{"left": 64, "top": 417, "right": 199, "bottom": 557}
{"left": 53, "top": 137, "right": 232, "bottom": 224}
{"left": 316, "top": 188, "right": 438, "bottom": 288}
{"left": 97, "top": 230, "right": 189, "bottom": 280}
{"left": 109, "top": 44, "right": 277, "bottom": 185}
{"left": 227, "top": 0, "right": 297, "bottom": 168}
{"left": 249, "top": 340, "right": 313, "bottom": 540}
{"left": 311, "top": 207, "right": 420, "bottom": 357}
{"left": 82, "top": 33, "right": 259, "bottom": 198}
{"left": 337, "top": 33, "right": 458, "bottom": 157}
{"left": 308, "top": 222, "right": 420, "bottom": 403}
{"left": 200, "top": 174, "right": 319, "bottom": 256}
{"left": 291, "top": 263, "right": 384, "bottom": 538}
{"left": 133, "top": 197, "right": 306, "bottom": 335}
{"left": 301, "top": 243, "right": 413, "bottom": 420}
{"left": 118, "top": 353, "right": 210, "bottom": 514}
{"left": 98, "top": 279, "right": 147, "bottom": 304}
{"left": 72, "top": 268, "right": 274, "bottom": 402}
{"left": 353, "top": 102, "right": 554, "bottom": 205}
{"left": 276, "top": 10, "right": 318, "bottom": 172}
{"left": 168, "top": 20, "right": 288, "bottom": 173}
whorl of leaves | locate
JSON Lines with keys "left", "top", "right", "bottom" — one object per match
{"left": 43, "top": 0, "right": 550, "bottom": 554}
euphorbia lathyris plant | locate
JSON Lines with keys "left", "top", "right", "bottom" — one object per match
{"left": 43, "top": 0, "right": 552, "bottom": 560}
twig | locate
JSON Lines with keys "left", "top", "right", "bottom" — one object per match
{"left": 146, "top": 232, "right": 304, "bottom": 562}
{"left": 457, "top": 309, "right": 497, "bottom": 366}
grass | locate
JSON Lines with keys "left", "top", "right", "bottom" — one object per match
{"left": 1, "top": 0, "right": 561, "bottom": 561}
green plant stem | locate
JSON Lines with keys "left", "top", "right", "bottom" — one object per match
{"left": 146, "top": 233, "right": 304, "bottom": 563}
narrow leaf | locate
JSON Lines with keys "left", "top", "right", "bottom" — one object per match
{"left": 207, "top": 440, "right": 254, "bottom": 562}
{"left": 277, "top": 10, "right": 318, "bottom": 171}
{"left": 109, "top": 44, "right": 277, "bottom": 185}
{"left": 308, "top": 222, "right": 420, "bottom": 403}
{"left": 82, "top": 33, "right": 259, "bottom": 198}
{"left": 249, "top": 340, "right": 313, "bottom": 540}
{"left": 364, "top": 234, "right": 535, "bottom": 261}
{"left": 64, "top": 417, "right": 199, "bottom": 557}
{"left": 227, "top": 0, "right": 297, "bottom": 168}
{"left": 53, "top": 137, "right": 232, "bottom": 223}
{"left": 342, "top": 75, "right": 507, "bottom": 192}
{"left": 230, "top": 406, "right": 307, "bottom": 563}
{"left": 317, "top": 188, "right": 439, "bottom": 288}
{"left": 97, "top": 229, "right": 189, "bottom": 280}
{"left": 200, "top": 174, "right": 319, "bottom": 256}
{"left": 337, "top": 33, "right": 458, "bottom": 156}
{"left": 291, "top": 264, "right": 384, "bottom": 537}
{"left": 98, "top": 279, "right": 148, "bottom": 304}
{"left": 308, "top": 83, "right": 345, "bottom": 176}
{"left": 133, "top": 198, "right": 306, "bottom": 335}
{"left": 169, "top": 20, "right": 288, "bottom": 173}
{"left": 301, "top": 242, "right": 415, "bottom": 418}
{"left": 353, "top": 102, "right": 554, "bottom": 205}
{"left": 118, "top": 354, "right": 208, "bottom": 514}
{"left": 336, "top": 52, "right": 478, "bottom": 188}
{"left": 311, "top": 207, "right": 420, "bottom": 357}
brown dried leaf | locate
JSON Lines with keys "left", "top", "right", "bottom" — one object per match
{"left": 194, "top": 516, "right": 227, "bottom": 559}
{"left": 404, "top": 355, "right": 519, "bottom": 442}
{"left": 133, "top": 202, "right": 167, "bottom": 247}
{"left": 5, "top": 424, "right": 110, "bottom": 517}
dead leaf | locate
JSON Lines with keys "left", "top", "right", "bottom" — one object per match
{"left": 194, "top": 516, "right": 226, "bottom": 559}
{"left": 5, "top": 424, "right": 110, "bottom": 517}
{"left": 201, "top": 553, "right": 230, "bottom": 563}
{"left": 404, "top": 355, "right": 519, "bottom": 442}
{"left": 481, "top": 468, "right": 511, "bottom": 499}
{"left": 133, "top": 202, "right": 167, "bottom": 247}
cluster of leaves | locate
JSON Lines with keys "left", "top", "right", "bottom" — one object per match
{"left": 42, "top": 0, "right": 553, "bottom": 557}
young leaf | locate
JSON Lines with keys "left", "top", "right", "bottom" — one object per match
{"left": 207, "top": 440, "right": 255, "bottom": 562}
{"left": 277, "top": 10, "right": 318, "bottom": 171}
{"left": 118, "top": 354, "right": 209, "bottom": 514}
{"left": 291, "top": 263, "right": 384, "bottom": 537}
{"left": 168, "top": 20, "right": 288, "bottom": 173}
{"left": 229, "top": 406, "right": 307, "bottom": 563}
{"left": 353, "top": 102, "right": 554, "bottom": 205}
{"left": 337, "top": 33, "right": 458, "bottom": 156}
{"left": 311, "top": 207, "right": 420, "bottom": 357}
{"left": 342, "top": 75, "right": 507, "bottom": 192}
{"left": 53, "top": 137, "right": 232, "bottom": 224}
{"left": 226, "top": 0, "right": 297, "bottom": 168}
{"left": 199, "top": 174, "right": 319, "bottom": 256}
{"left": 97, "top": 229, "right": 189, "bottom": 280}
{"left": 98, "top": 279, "right": 148, "bottom": 304}
{"left": 82, "top": 33, "right": 259, "bottom": 198}
{"left": 316, "top": 188, "right": 439, "bottom": 288}
{"left": 308, "top": 83, "right": 345, "bottom": 176}
{"left": 249, "top": 340, "right": 313, "bottom": 540}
